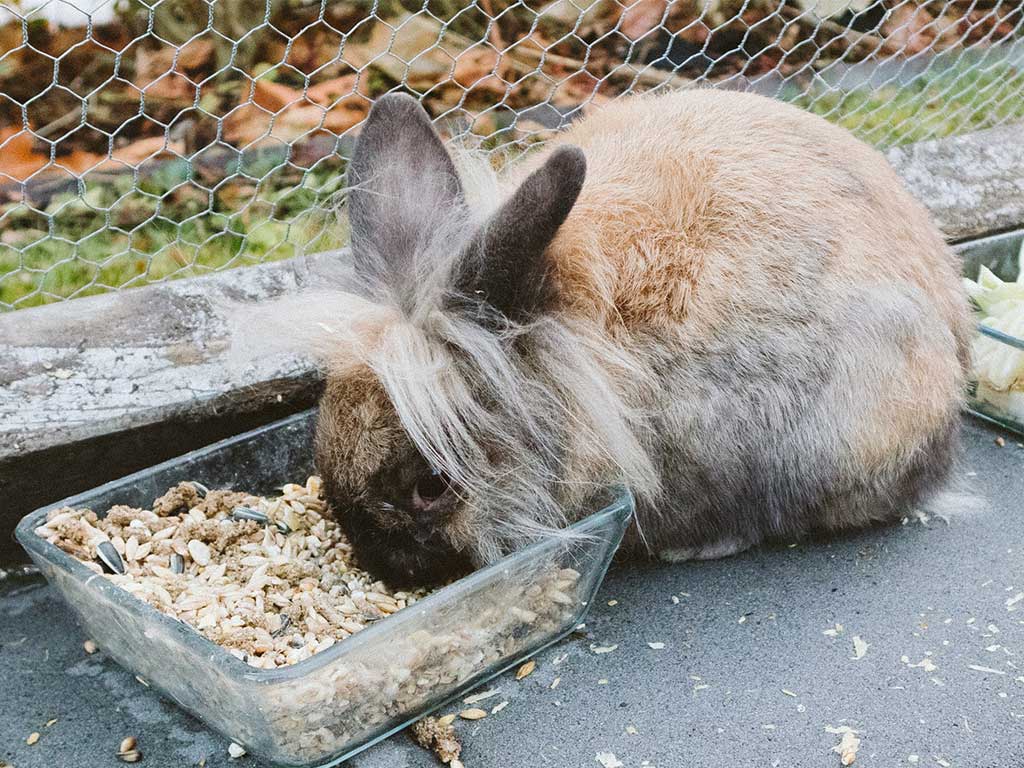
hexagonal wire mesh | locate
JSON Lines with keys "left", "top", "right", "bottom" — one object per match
{"left": 0, "top": 0, "right": 1021, "bottom": 309}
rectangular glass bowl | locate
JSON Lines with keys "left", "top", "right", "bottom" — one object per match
{"left": 956, "top": 228, "right": 1024, "bottom": 436}
{"left": 15, "top": 409, "right": 633, "bottom": 767}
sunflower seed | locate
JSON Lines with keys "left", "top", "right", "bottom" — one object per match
{"left": 190, "top": 481, "right": 210, "bottom": 498}
{"left": 271, "top": 615, "right": 292, "bottom": 637}
{"left": 170, "top": 554, "right": 184, "bottom": 574}
{"left": 119, "top": 736, "right": 137, "bottom": 753}
{"left": 96, "top": 540, "right": 125, "bottom": 574}
{"left": 231, "top": 506, "right": 269, "bottom": 524}
{"left": 459, "top": 708, "right": 487, "bottom": 720}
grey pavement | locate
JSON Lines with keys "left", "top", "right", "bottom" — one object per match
{"left": 2, "top": 416, "right": 1022, "bottom": 768}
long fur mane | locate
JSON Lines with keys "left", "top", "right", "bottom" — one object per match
{"left": 230, "top": 147, "right": 661, "bottom": 561}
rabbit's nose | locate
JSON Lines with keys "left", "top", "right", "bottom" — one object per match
{"left": 411, "top": 468, "right": 452, "bottom": 513}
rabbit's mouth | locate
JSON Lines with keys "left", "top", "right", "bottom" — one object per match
{"left": 324, "top": 484, "right": 472, "bottom": 588}
{"left": 344, "top": 517, "right": 472, "bottom": 589}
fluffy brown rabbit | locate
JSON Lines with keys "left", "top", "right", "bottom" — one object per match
{"left": 311, "top": 89, "right": 971, "bottom": 587}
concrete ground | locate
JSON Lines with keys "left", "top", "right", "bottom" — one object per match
{"left": 2, "top": 416, "right": 1022, "bottom": 768}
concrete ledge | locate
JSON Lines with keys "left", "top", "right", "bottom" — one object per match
{"left": 886, "top": 123, "right": 1024, "bottom": 243}
{"left": 0, "top": 255, "right": 339, "bottom": 559}
{"left": 1, "top": 121, "right": 1023, "bottom": 561}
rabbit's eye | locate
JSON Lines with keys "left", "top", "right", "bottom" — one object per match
{"left": 414, "top": 468, "right": 450, "bottom": 505}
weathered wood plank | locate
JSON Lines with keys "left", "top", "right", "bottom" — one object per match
{"left": 0, "top": 254, "right": 342, "bottom": 559}
{"left": 0, "top": 254, "right": 342, "bottom": 459}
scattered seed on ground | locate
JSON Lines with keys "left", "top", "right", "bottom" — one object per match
{"left": 596, "top": 752, "right": 624, "bottom": 768}
{"left": 968, "top": 664, "right": 1006, "bottom": 675}
{"left": 463, "top": 688, "right": 499, "bottom": 705}
{"left": 83, "top": 640, "right": 97, "bottom": 654}
{"left": 491, "top": 701, "right": 509, "bottom": 714}
{"left": 460, "top": 708, "right": 487, "bottom": 721}
{"left": 516, "top": 660, "right": 536, "bottom": 680}
{"left": 228, "top": 742, "right": 246, "bottom": 759}
{"left": 851, "top": 636, "right": 869, "bottom": 660}
{"left": 119, "top": 746, "right": 142, "bottom": 763}
{"left": 590, "top": 644, "right": 618, "bottom": 654}
{"left": 26, "top": 732, "right": 40, "bottom": 745}
{"left": 648, "top": 642, "right": 665, "bottom": 650}
{"left": 826, "top": 726, "right": 861, "bottom": 766}
{"left": 45, "top": 718, "right": 57, "bottom": 727}
{"left": 905, "top": 657, "right": 938, "bottom": 673}
{"left": 550, "top": 677, "right": 561, "bottom": 690}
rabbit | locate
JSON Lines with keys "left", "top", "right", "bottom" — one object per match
{"left": 310, "top": 88, "right": 971, "bottom": 587}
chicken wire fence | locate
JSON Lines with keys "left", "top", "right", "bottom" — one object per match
{"left": 0, "top": 0, "right": 1022, "bottom": 310}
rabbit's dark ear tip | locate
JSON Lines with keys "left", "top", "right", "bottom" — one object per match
{"left": 550, "top": 144, "right": 586, "bottom": 172}
{"left": 369, "top": 92, "right": 427, "bottom": 120}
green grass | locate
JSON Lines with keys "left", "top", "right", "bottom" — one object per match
{"left": 0, "top": 156, "right": 349, "bottom": 309}
{"left": 790, "top": 58, "right": 1024, "bottom": 148}
{"left": 3, "top": 54, "right": 1024, "bottom": 310}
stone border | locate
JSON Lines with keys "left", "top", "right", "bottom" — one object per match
{"left": 1, "top": 122, "right": 1023, "bottom": 561}
{"left": 886, "top": 123, "right": 1024, "bottom": 243}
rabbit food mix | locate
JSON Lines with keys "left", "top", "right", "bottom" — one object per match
{"left": 34, "top": 476, "right": 582, "bottom": 759}
{"left": 35, "top": 476, "right": 580, "bottom": 668}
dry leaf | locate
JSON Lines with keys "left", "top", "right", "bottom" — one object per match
{"left": 0, "top": 128, "right": 48, "bottom": 182}
{"left": 619, "top": 0, "right": 666, "bottom": 40}
{"left": 882, "top": 4, "right": 936, "bottom": 56}
{"left": 254, "top": 79, "right": 303, "bottom": 112}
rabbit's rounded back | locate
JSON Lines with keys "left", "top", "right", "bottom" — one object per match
{"left": 313, "top": 89, "right": 970, "bottom": 584}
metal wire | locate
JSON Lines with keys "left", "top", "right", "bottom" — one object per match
{"left": 0, "top": 0, "right": 1021, "bottom": 309}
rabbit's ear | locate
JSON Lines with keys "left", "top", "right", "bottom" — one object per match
{"left": 453, "top": 145, "right": 586, "bottom": 325}
{"left": 347, "top": 93, "right": 465, "bottom": 284}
